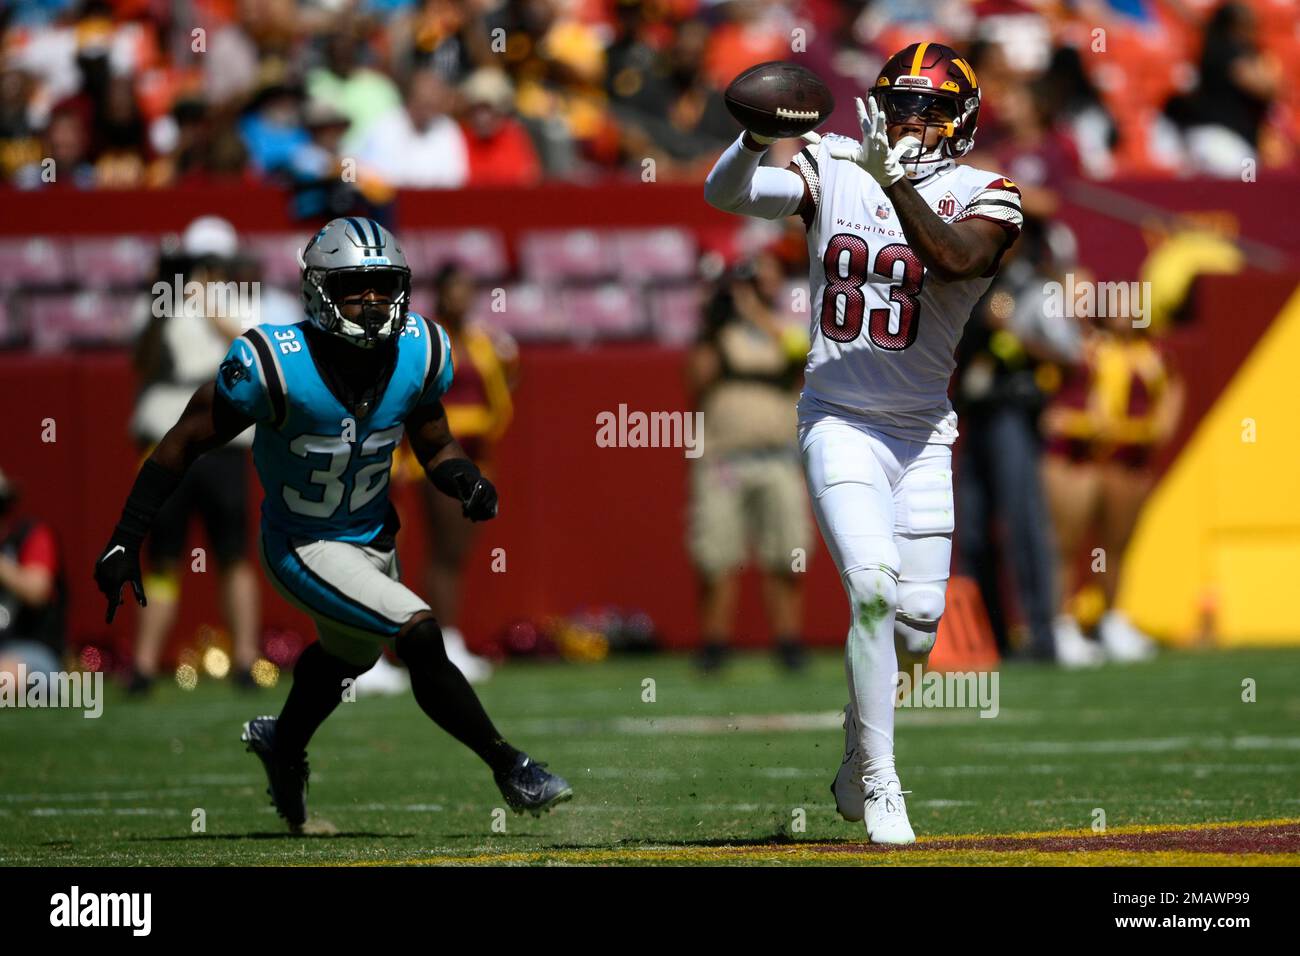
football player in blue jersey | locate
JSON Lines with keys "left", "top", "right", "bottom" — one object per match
{"left": 94, "top": 217, "right": 572, "bottom": 831}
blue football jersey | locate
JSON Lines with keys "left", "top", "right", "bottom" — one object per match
{"left": 216, "top": 314, "right": 453, "bottom": 544}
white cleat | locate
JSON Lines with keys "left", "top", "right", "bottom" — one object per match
{"left": 832, "top": 704, "right": 865, "bottom": 822}
{"left": 1054, "top": 615, "right": 1106, "bottom": 669}
{"left": 863, "top": 776, "right": 915, "bottom": 845}
{"left": 442, "top": 627, "right": 494, "bottom": 684}
{"left": 1097, "top": 610, "right": 1157, "bottom": 662}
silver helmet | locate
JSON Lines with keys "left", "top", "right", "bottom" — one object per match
{"left": 299, "top": 217, "right": 412, "bottom": 347}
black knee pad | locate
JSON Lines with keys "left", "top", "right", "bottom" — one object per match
{"left": 394, "top": 617, "right": 448, "bottom": 669}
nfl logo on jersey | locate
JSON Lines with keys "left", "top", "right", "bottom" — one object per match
{"left": 875, "top": 203, "right": 891, "bottom": 220}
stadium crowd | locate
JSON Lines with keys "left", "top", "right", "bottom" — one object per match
{"left": 1, "top": 0, "right": 1297, "bottom": 193}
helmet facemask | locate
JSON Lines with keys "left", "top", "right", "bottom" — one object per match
{"left": 299, "top": 217, "right": 414, "bottom": 349}
{"left": 873, "top": 88, "right": 973, "bottom": 180}
{"left": 305, "top": 264, "right": 412, "bottom": 348}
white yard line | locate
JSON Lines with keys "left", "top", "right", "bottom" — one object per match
{"left": 975, "top": 736, "right": 1300, "bottom": 754}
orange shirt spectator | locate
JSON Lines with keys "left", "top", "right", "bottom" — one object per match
{"left": 703, "top": 20, "right": 788, "bottom": 91}
{"left": 459, "top": 68, "right": 541, "bottom": 187}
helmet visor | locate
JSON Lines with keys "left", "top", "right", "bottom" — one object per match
{"left": 879, "top": 91, "right": 958, "bottom": 126}
{"left": 326, "top": 267, "right": 410, "bottom": 304}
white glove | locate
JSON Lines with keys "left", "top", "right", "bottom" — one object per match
{"left": 746, "top": 129, "right": 823, "bottom": 149}
{"left": 825, "top": 96, "right": 921, "bottom": 187}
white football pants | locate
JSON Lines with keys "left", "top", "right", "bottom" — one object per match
{"left": 799, "top": 415, "right": 954, "bottom": 777}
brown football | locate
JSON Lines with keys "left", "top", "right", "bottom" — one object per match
{"left": 724, "top": 61, "right": 835, "bottom": 139}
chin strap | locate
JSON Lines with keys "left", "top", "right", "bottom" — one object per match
{"left": 903, "top": 156, "right": 955, "bottom": 181}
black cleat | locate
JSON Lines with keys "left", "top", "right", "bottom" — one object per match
{"left": 694, "top": 641, "right": 731, "bottom": 675}
{"left": 775, "top": 639, "right": 809, "bottom": 672}
{"left": 241, "top": 716, "right": 309, "bottom": 832}
{"left": 494, "top": 753, "right": 573, "bottom": 817}
{"left": 125, "top": 670, "right": 154, "bottom": 697}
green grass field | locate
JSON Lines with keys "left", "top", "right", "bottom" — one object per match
{"left": 3, "top": 648, "right": 1299, "bottom": 866}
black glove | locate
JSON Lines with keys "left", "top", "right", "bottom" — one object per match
{"left": 430, "top": 458, "right": 499, "bottom": 522}
{"left": 94, "top": 458, "right": 182, "bottom": 624}
{"left": 95, "top": 532, "right": 146, "bottom": 624}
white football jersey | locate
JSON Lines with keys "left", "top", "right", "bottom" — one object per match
{"left": 792, "top": 133, "right": 1023, "bottom": 444}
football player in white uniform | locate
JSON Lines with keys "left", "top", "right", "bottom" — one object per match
{"left": 704, "top": 42, "right": 1023, "bottom": 844}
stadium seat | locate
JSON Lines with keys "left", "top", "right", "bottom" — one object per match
{"left": 556, "top": 284, "right": 646, "bottom": 341}
{"left": 406, "top": 229, "right": 509, "bottom": 281}
{"left": 470, "top": 282, "right": 560, "bottom": 339}
{"left": 69, "top": 236, "right": 155, "bottom": 289}
{"left": 0, "top": 238, "right": 67, "bottom": 287}
{"left": 25, "top": 291, "right": 139, "bottom": 352}
{"left": 646, "top": 285, "right": 702, "bottom": 346}
{"left": 612, "top": 228, "right": 698, "bottom": 282}
{"left": 518, "top": 229, "right": 617, "bottom": 282}
{"left": 249, "top": 233, "right": 307, "bottom": 286}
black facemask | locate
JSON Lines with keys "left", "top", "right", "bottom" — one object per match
{"left": 357, "top": 300, "right": 394, "bottom": 342}
{"left": 326, "top": 268, "right": 410, "bottom": 343}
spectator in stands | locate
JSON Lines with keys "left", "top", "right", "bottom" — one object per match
{"left": 155, "top": 97, "right": 255, "bottom": 189}
{"left": 355, "top": 68, "right": 468, "bottom": 188}
{"left": 400, "top": 0, "right": 493, "bottom": 84}
{"left": 606, "top": 0, "right": 659, "bottom": 94}
{"left": 610, "top": 18, "right": 737, "bottom": 176}
{"left": 954, "top": 218, "right": 1082, "bottom": 662}
{"left": 237, "top": 66, "right": 309, "bottom": 178}
{"left": 971, "top": 81, "right": 1079, "bottom": 221}
{"left": 458, "top": 67, "right": 542, "bottom": 186}
{"left": 4, "top": 0, "right": 76, "bottom": 29}
{"left": 13, "top": 101, "right": 95, "bottom": 188}
{"left": 1180, "top": 1, "right": 1280, "bottom": 177}
{"left": 702, "top": 0, "right": 793, "bottom": 91}
{"left": 125, "top": 217, "right": 262, "bottom": 694}
{"left": 1041, "top": 311, "right": 1184, "bottom": 665}
{"left": 0, "top": 467, "right": 65, "bottom": 678}
{"left": 307, "top": 20, "right": 402, "bottom": 151}
{"left": 851, "top": 0, "right": 973, "bottom": 48}
{"left": 1043, "top": 45, "right": 1117, "bottom": 180}
{"left": 91, "top": 74, "right": 149, "bottom": 188}
{"left": 144, "top": 96, "right": 205, "bottom": 187}
{"left": 288, "top": 98, "right": 363, "bottom": 219}
{"left": 963, "top": 38, "right": 1013, "bottom": 145}
{"left": 487, "top": 0, "right": 614, "bottom": 175}
{"left": 3, "top": 0, "right": 1294, "bottom": 190}
{"left": 0, "top": 66, "right": 41, "bottom": 183}
{"left": 202, "top": 0, "right": 303, "bottom": 106}
{"left": 685, "top": 252, "right": 811, "bottom": 673}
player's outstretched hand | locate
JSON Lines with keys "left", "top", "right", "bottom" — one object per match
{"left": 825, "top": 96, "right": 922, "bottom": 188}
{"left": 430, "top": 458, "right": 499, "bottom": 522}
{"left": 94, "top": 536, "right": 146, "bottom": 624}
{"left": 461, "top": 475, "right": 498, "bottom": 522}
